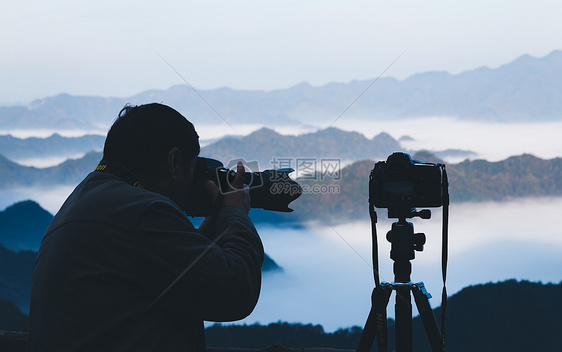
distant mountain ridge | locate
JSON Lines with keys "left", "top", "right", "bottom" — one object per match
{"left": 0, "top": 133, "right": 104, "bottom": 160}
{"left": 0, "top": 127, "right": 406, "bottom": 188}
{"left": 0, "top": 151, "right": 560, "bottom": 223}
{"left": 1, "top": 51, "right": 562, "bottom": 130}
{"left": 201, "top": 127, "right": 402, "bottom": 169}
{"left": 0, "top": 151, "right": 101, "bottom": 188}
{"left": 289, "top": 153, "right": 562, "bottom": 222}
{"left": 0, "top": 127, "right": 403, "bottom": 170}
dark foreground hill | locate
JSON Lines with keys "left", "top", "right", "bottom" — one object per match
{"left": 0, "top": 201, "right": 52, "bottom": 251}
{"left": 2, "top": 280, "right": 559, "bottom": 351}
{"left": 0, "top": 244, "right": 36, "bottom": 314}
{"left": 204, "top": 280, "right": 562, "bottom": 351}
{"left": 0, "top": 298, "right": 28, "bottom": 332}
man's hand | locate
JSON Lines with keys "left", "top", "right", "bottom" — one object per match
{"left": 223, "top": 161, "right": 251, "bottom": 214}
{"left": 204, "top": 161, "right": 250, "bottom": 215}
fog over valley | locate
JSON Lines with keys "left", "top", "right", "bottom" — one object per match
{"left": 1, "top": 116, "right": 560, "bottom": 331}
{"left": 238, "top": 197, "right": 562, "bottom": 331}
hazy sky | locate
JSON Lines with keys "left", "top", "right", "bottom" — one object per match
{"left": 2, "top": 0, "right": 562, "bottom": 105}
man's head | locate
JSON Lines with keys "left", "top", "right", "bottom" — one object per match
{"left": 103, "top": 103, "right": 200, "bottom": 207}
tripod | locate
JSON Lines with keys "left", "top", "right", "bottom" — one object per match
{"left": 356, "top": 207, "right": 445, "bottom": 352}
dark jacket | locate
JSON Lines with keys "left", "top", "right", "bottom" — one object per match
{"left": 28, "top": 171, "right": 264, "bottom": 351}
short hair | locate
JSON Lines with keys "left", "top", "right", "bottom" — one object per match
{"left": 102, "top": 103, "right": 200, "bottom": 183}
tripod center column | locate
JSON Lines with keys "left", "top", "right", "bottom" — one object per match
{"left": 388, "top": 218, "right": 415, "bottom": 283}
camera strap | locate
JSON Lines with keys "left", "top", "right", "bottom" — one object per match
{"left": 369, "top": 202, "right": 380, "bottom": 288}
{"left": 440, "top": 164, "right": 450, "bottom": 351}
{"left": 94, "top": 160, "right": 153, "bottom": 192}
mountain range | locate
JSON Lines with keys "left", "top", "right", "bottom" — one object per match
{"left": 200, "top": 127, "right": 403, "bottom": 169}
{"left": 0, "top": 127, "right": 478, "bottom": 167}
{"left": 289, "top": 152, "right": 562, "bottom": 222}
{"left": 1, "top": 128, "right": 560, "bottom": 223}
{"left": 0, "top": 151, "right": 101, "bottom": 188}
{"left": 0, "top": 127, "right": 409, "bottom": 189}
{"left": 1, "top": 51, "right": 562, "bottom": 131}
{"left": 0, "top": 133, "right": 104, "bottom": 161}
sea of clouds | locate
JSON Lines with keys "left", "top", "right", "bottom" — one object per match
{"left": 241, "top": 196, "right": 562, "bottom": 331}
{"left": 1, "top": 117, "right": 561, "bottom": 331}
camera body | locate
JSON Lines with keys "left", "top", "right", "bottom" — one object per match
{"left": 370, "top": 152, "right": 443, "bottom": 210}
{"left": 184, "top": 157, "right": 302, "bottom": 217}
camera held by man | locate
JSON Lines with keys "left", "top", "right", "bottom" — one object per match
{"left": 185, "top": 156, "right": 302, "bottom": 217}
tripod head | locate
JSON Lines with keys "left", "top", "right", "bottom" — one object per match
{"left": 385, "top": 209, "right": 430, "bottom": 283}
{"left": 387, "top": 207, "right": 431, "bottom": 220}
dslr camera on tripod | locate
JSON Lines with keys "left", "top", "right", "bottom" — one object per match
{"left": 357, "top": 152, "right": 450, "bottom": 352}
{"left": 370, "top": 152, "right": 445, "bottom": 212}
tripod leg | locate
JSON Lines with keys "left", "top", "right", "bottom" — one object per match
{"left": 356, "top": 283, "right": 393, "bottom": 352}
{"left": 356, "top": 308, "right": 379, "bottom": 352}
{"left": 394, "top": 284, "right": 412, "bottom": 352}
{"left": 411, "top": 283, "right": 444, "bottom": 352}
